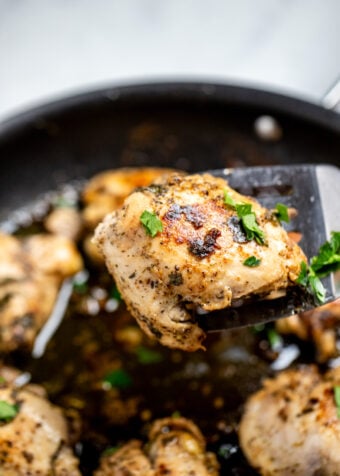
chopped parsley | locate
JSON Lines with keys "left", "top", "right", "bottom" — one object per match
{"left": 224, "top": 191, "right": 266, "bottom": 245}
{"left": 243, "top": 256, "right": 261, "bottom": 267}
{"left": 274, "top": 203, "right": 290, "bottom": 223}
{"left": 102, "top": 369, "right": 132, "bottom": 389}
{"left": 334, "top": 386, "right": 340, "bottom": 418}
{"left": 102, "top": 446, "right": 120, "bottom": 457}
{"left": 297, "top": 232, "right": 340, "bottom": 304}
{"left": 0, "top": 401, "right": 18, "bottom": 422}
{"left": 73, "top": 281, "right": 88, "bottom": 294}
{"left": 110, "top": 284, "right": 122, "bottom": 301}
{"left": 135, "top": 346, "right": 163, "bottom": 364}
{"left": 140, "top": 210, "right": 163, "bottom": 237}
{"left": 267, "top": 328, "right": 282, "bottom": 351}
{"left": 310, "top": 231, "right": 340, "bottom": 278}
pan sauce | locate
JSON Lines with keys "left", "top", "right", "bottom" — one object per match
{"left": 1, "top": 184, "right": 329, "bottom": 475}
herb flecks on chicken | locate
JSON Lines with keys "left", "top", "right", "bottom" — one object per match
{"left": 239, "top": 365, "right": 340, "bottom": 475}
{"left": 94, "top": 173, "right": 306, "bottom": 351}
{"left": 95, "top": 416, "right": 219, "bottom": 476}
{"left": 0, "top": 366, "right": 80, "bottom": 475}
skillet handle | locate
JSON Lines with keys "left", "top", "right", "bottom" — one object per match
{"left": 322, "top": 77, "right": 340, "bottom": 112}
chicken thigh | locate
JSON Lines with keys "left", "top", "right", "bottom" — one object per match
{"left": 95, "top": 416, "right": 219, "bottom": 476}
{"left": 0, "top": 367, "right": 80, "bottom": 475}
{"left": 239, "top": 365, "right": 340, "bottom": 475}
{"left": 94, "top": 173, "right": 306, "bottom": 351}
{"left": 0, "top": 233, "right": 83, "bottom": 352}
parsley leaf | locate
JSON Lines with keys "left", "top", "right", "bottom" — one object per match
{"left": 240, "top": 213, "right": 266, "bottom": 244}
{"left": 310, "top": 231, "right": 340, "bottom": 278}
{"left": 334, "top": 386, "right": 340, "bottom": 419}
{"left": 223, "top": 191, "right": 236, "bottom": 209}
{"left": 224, "top": 189, "right": 266, "bottom": 245}
{"left": 297, "top": 262, "right": 326, "bottom": 304}
{"left": 243, "top": 256, "right": 261, "bottom": 267}
{"left": 110, "top": 284, "right": 122, "bottom": 301}
{"left": 274, "top": 203, "right": 290, "bottom": 223}
{"left": 140, "top": 210, "right": 163, "bottom": 237}
{"left": 135, "top": 346, "right": 163, "bottom": 364}
{"left": 297, "top": 232, "right": 340, "bottom": 304}
{"left": 267, "top": 328, "right": 283, "bottom": 351}
{"left": 0, "top": 401, "right": 18, "bottom": 422}
{"left": 102, "top": 369, "right": 132, "bottom": 389}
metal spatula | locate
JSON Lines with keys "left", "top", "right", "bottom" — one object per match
{"left": 197, "top": 164, "right": 340, "bottom": 332}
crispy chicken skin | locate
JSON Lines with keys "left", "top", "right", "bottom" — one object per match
{"left": 95, "top": 417, "right": 219, "bottom": 476}
{"left": 94, "top": 173, "right": 306, "bottom": 351}
{"left": 239, "top": 365, "right": 340, "bottom": 476}
{"left": 82, "top": 167, "right": 178, "bottom": 230}
{"left": 0, "top": 233, "right": 83, "bottom": 353}
{"left": 0, "top": 370, "right": 80, "bottom": 475}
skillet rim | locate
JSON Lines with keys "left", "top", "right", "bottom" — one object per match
{"left": 0, "top": 81, "right": 339, "bottom": 139}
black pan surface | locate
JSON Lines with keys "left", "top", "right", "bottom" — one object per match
{"left": 1, "top": 82, "right": 339, "bottom": 221}
{"left": 0, "top": 82, "right": 340, "bottom": 475}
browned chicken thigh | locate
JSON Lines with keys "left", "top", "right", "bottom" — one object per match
{"left": 239, "top": 365, "right": 340, "bottom": 475}
{"left": 0, "top": 367, "right": 80, "bottom": 475}
{"left": 94, "top": 173, "right": 306, "bottom": 351}
{"left": 0, "top": 233, "right": 83, "bottom": 353}
{"left": 95, "top": 417, "right": 219, "bottom": 476}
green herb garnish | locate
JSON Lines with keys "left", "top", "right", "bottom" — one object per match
{"left": 135, "top": 346, "right": 163, "bottom": 365}
{"left": 0, "top": 401, "right": 18, "bottom": 422}
{"left": 243, "top": 256, "right": 261, "bottom": 267}
{"left": 103, "top": 369, "right": 132, "bottom": 389}
{"left": 110, "top": 284, "right": 122, "bottom": 301}
{"left": 224, "top": 191, "right": 266, "bottom": 245}
{"left": 73, "top": 281, "right": 88, "bottom": 294}
{"left": 102, "top": 446, "right": 120, "bottom": 457}
{"left": 296, "top": 232, "right": 340, "bottom": 304}
{"left": 274, "top": 203, "right": 290, "bottom": 223}
{"left": 267, "top": 328, "right": 282, "bottom": 350}
{"left": 334, "top": 386, "right": 340, "bottom": 419}
{"left": 223, "top": 191, "right": 237, "bottom": 209}
{"left": 310, "top": 231, "right": 340, "bottom": 278}
{"left": 140, "top": 210, "right": 163, "bottom": 237}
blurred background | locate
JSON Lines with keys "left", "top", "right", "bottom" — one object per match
{"left": 0, "top": 0, "right": 340, "bottom": 120}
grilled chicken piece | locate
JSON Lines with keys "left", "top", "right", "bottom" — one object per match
{"left": 276, "top": 299, "right": 340, "bottom": 362}
{"left": 239, "top": 365, "right": 340, "bottom": 476}
{"left": 94, "top": 173, "right": 306, "bottom": 351}
{"left": 82, "top": 167, "right": 178, "bottom": 230}
{"left": 95, "top": 417, "right": 219, "bottom": 476}
{"left": 0, "top": 233, "right": 83, "bottom": 353}
{"left": 0, "top": 369, "right": 80, "bottom": 475}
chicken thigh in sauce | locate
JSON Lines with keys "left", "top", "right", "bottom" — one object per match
{"left": 0, "top": 233, "right": 83, "bottom": 352}
{"left": 239, "top": 365, "right": 340, "bottom": 476}
{"left": 95, "top": 417, "right": 219, "bottom": 476}
{"left": 94, "top": 173, "right": 306, "bottom": 351}
{"left": 0, "top": 366, "right": 80, "bottom": 475}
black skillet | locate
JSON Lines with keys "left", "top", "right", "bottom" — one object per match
{"left": 0, "top": 82, "right": 340, "bottom": 475}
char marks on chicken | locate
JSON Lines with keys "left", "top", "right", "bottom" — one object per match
{"left": 94, "top": 173, "right": 306, "bottom": 351}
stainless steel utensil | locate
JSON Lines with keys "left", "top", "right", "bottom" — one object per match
{"left": 199, "top": 164, "right": 340, "bottom": 331}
